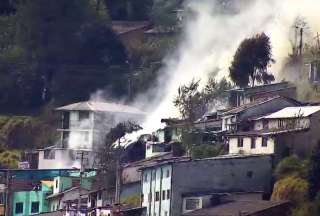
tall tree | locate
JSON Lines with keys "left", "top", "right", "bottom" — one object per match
{"left": 229, "top": 33, "right": 275, "bottom": 87}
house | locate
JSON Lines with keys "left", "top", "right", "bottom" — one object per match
{"left": 12, "top": 181, "right": 52, "bottom": 216}
{"left": 227, "top": 106, "right": 320, "bottom": 159}
{"left": 221, "top": 96, "right": 302, "bottom": 132}
{"left": 140, "top": 155, "right": 272, "bottom": 216}
{"left": 227, "top": 82, "right": 297, "bottom": 107}
{"left": 37, "top": 101, "right": 145, "bottom": 169}
{"left": 182, "top": 198, "right": 290, "bottom": 216}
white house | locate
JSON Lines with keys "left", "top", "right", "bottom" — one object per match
{"left": 227, "top": 106, "right": 320, "bottom": 159}
{"left": 37, "top": 101, "right": 145, "bottom": 169}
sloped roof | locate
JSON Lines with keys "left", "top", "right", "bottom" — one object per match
{"left": 260, "top": 106, "right": 320, "bottom": 119}
{"left": 112, "top": 21, "right": 151, "bottom": 35}
{"left": 227, "top": 82, "right": 295, "bottom": 95}
{"left": 56, "top": 101, "right": 145, "bottom": 115}
{"left": 222, "top": 96, "right": 301, "bottom": 115}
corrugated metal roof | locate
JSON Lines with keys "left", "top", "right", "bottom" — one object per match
{"left": 56, "top": 101, "right": 145, "bottom": 115}
{"left": 261, "top": 106, "right": 320, "bottom": 119}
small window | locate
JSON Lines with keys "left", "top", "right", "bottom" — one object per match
{"left": 31, "top": 202, "right": 39, "bottom": 213}
{"left": 164, "top": 211, "right": 168, "bottom": 216}
{"left": 166, "top": 190, "right": 170, "bottom": 200}
{"left": 237, "top": 138, "right": 243, "bottom": 147}
{"left": 278, "top": 119, "right": 284, "bottom": 128}
{"left": 155, "top": 192, "right": 160, "bottom": 201}
{"left": 152, "top": 172, "right": 156, "bottom": 181}
{"left": 79, "top": 111, "right": 90, "bottom": 121}
{"left": 148, "top": 193, "right": 152, "bottom": 202}
{"left": 97, "top": 191, "right": 102, "bottom": 200}
{"left": 55, "top": 179, "right": 58, "bottom": 189}
{"left": 185, "top": 198, "right": 201, "bottom": 211}
{"left": 144, "top": 173, "right": 148, "bottom": 182}
{"left": 141, "top": 194, "right": 144, "bottom": 202}
{"left": 251, "top": 137, "right": 256, "bottom": 149}
{"left": 15, "top": 202, "right": 23, "bottom": 214}
{"left": 262, "top": 137, "right": 268, "bottom": 147}
{"left": 162, "top": 191, "right": 166, "bottom": 200}
{"left": 166, "top": 169, "right": 170, "bottom": 178}
{"left": 247, "top": 171, "right": 253, "bottom": 178}
{"left": 44, "top": 150, "right": 55, "bottom": 160}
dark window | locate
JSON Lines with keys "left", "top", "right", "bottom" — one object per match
{"left": 247, "top": 171, "right": 253, "bottom": 178}
{"left": 185, "top": 198, "right": 201, "bottom": 210}
{"left": 141, "top": 194, "right": 144, "bottom": 202}
{"left": 278, "top": 119, "right": 284, "bottom": 128}
{"left": 166, "top": 169, "right": 170, "bottom": 178}
{"left": 237, "top": 138, "right": 243, "bottom": 147}
{"left": 55, "top": 180, "right": 58, "bottom": 189}
{"left": 44, "top": 150, "right": 55, "bottom": 160}
{"left": 31, "top": 202, "right": 39, "bottom": 213}
{"left": 251, "top": 137, "right": 256, "bottom": 149}
{"left": 15, "top": 202, "right": 23, "bottom": 214}
{"left": 97, "top": 191, "right": 102, "bottom": 200}
{"left": 152, "top": 172, "right": 156, "bottom": 181}
{"left": 262, "top": 137, "right": 268, "bottom": 147}
{"left": 148, "top": 193, "right": 152, "bottom": 202}
{"left": 162, "top": 191, "right": 166, "bottom": 200}
{"left": 79, "top": 111, "right": 90, "bottom": 121}
{"left": 166, "top": 190, "right": 170, "bottom": 200}
{"left": 155, "top": 192, "right": 160, "bottom": 201}
{"left": 144, "top": 173, "right": 148, "bottom": 182}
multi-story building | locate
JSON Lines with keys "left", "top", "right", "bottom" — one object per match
{"left": 140, "top": 155, "right": 272, "bottom": 216}
{"left": 227, "top": 106, "right": 320, "bottom": 160}
{"left": 37, "top": 101, "right": 145, "bottom": 169}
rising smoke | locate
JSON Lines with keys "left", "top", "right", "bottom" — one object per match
{"left": 135, "top": 0, "right": 320, "bottom": 133}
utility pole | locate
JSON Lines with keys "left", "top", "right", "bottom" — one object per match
{"left": 77, "top": 151, "right": 88, "bottom": 216}
{"left": 114, "top": 138, "right": 122, "bottom": 216}
{"left": 4, "top": 170, "right": 10, "bottom": 216}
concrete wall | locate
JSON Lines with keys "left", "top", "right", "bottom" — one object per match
{"left": 171, "top": 156, "right": 272, "bottom": 216}
{"left": 229, "top": 137, "right": 275, "bottom": 155}
{"left": 13, "top": 191, "right": 49, "bottom": 216}
{"left": 142, "top": 165, "right": 172, "bottom": 216}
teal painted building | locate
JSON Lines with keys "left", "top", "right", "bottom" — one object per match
{"left": 12, "top": 182, "right": 52, "bottom": 216}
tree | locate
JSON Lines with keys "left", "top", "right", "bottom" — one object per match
{"left": 308, "top": 141, "right": 320, "bottom": 200}
{"left": 229, "top": 33, "right": 275, "bottom": 87}
{"left": 173, "top": 79, "right": 205, "bottom": 122}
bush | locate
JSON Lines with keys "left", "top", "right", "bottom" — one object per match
{"left": 272, "top": 175, "right": 309, "bottom": 204}
{"left": 191, "top": 144, "right": 223, "bottom": 159}
{"left": 275, "top": 156, "right": 307, "bottom": 179}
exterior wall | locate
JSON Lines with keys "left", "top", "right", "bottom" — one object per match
{"left": 267, "top": 118, "right": 310, "bottom": 130}
{"left": 53, "top": 177, "right": 72, "bottom": 194}
{"left": 13, "top": 190, "right": 50, "bottom": 216}
{"left": 221, "top": 115, "right": 237, "bottom": 131}
{"left": 38, "top": 149, "right": 97, "bottom": 169}
{"left": 229, "top": 137, "right": 275, "bottom": 155}
{"left": 142, "top": 165, "right": 172, "bottom": 216}
{"left": 171, "top": 156, "right": 272, "bottom": 216}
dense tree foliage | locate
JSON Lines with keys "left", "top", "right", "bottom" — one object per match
{"left": 229, "top": 33, "right": 275, "bottom": 87}
{"left": 308, "top": 142, "right": 320, "bottom": 200}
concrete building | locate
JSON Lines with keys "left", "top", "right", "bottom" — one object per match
{"left": 221, "top": 96, "right": 302, "bottom": 132}
{"left": 12, "top": 181, "right": 52, "bottom": 216}
{"left": 37, "top": 101, "right": 145, "bottom": 169}
{"left": 140, "top": 155, "right": 272, "bottom": 216}
{"left": 227, "top": 82, "right": 296, "bottom": 108}
{"left": 227, "top": 106, "right": 320, "bottom": 159}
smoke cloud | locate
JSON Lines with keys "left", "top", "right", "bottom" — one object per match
{"left": 136, "top": 0, "right": 320, "bottom": 133}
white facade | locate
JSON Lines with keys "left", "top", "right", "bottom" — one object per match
{"left": 142, "top": 164, "right": 172, "bottom": 216}
{"left": 229, "top": 136, "right": 275, "bottom": 155}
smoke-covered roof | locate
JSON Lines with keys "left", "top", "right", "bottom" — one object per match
{"left": 56, "top": 101, "right": 145, "bottom": 115}
{"left": 258, "top": 106, "right": 320, "bottom": 119}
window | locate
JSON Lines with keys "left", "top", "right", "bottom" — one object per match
{"left": 97, "top": 191, "right": 102, "bottom": 200}
{"left": 83, "top": 131, "right": 89, "bottom": 142}
{"left": 79, "top": 111, "right": 90, "bottom": 121}
{"left": 262, "top": 137, "right": 268, "bottom": 147}
{"left": 152, "top": 172, "right": 156, "bottom": 181}
{"left": 247, "top": 171, "right": 253, "bottom": 178}
{"left": 141, "top": 194, "right": 144, "bottom": 202}
{"left": 31, "top": 202, "right": 39, "bottom": 213}
{"left": 55, "top": 179, "right": 58, "bottom": 189}
{"left": 278, "top": 119, "right": 284, "bottom": 128}
{"left": 162, "top": 191, "right": 166, "bottom": 200}
{"left": 166, "top": 190, "right": 171, "bottom": 200}
{"left": 155, "top": 192, "right": 160, "bottom": 201}
{"left": 166, "top": 169, "right": 170, "bottom": 178}
{"left": 148, "top": 193, "right": 152, "bottom": 202}
{"left": 185, "top": 198, "right": 201, "bottom": 211}
{"left": 237, "top": 138, "right": 243, "bottom": 147}
{"left": 44, "top": 149, "right": 55, "bottom": 160}
{"left": 144, "top": 173, "right": 148, "bottom": 182}
{"left": 164, "top": 211, "right": 168, "bottom": 216}
{"left": 15, "top": 202, "right": 23, "bottom": 214}
{"left": 251, "top": 137, "right": 256, "bottom": 149}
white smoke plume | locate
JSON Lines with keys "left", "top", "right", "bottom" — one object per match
{"left": 136, "top": 0, "right": 320, "bottom": 133}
